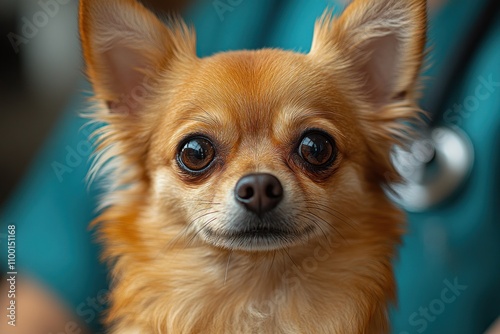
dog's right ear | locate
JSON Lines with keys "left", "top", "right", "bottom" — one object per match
{"left": 79, "top": 0, "right": 196, "bottom": 115}
{"left": 310, "top": 0, "right": 427, "bottom": 110}
{"left": 309, "top": 0, "right": 427, "bottom": 183}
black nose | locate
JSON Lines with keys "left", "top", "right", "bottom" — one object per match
{"left": 235, "top": 173, "right": 284, "bottom": 215}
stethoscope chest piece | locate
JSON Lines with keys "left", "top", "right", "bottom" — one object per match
{"left": 386, "top": 126, "right": 474, "bottom": 212}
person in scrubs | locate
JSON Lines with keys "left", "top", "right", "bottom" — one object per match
{"left": 1, "top": 0, "right": 499, "bottom": 333}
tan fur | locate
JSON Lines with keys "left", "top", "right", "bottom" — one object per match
{"left": 79, "top": 0, "right": 427, "bottom": 333}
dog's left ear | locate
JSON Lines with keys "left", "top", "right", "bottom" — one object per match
{"left": 310, "top": 0, "right": 427, "bottom": 109}
{"left": 79, "top": 0, "right": 196, "bottom": 115}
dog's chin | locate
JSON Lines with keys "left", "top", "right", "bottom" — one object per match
{"left": 201, "top": 225, "right": 316, "bottom": 252}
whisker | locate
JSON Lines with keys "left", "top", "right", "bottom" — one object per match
{"left": 156, "top": 210, "right": 219, "bottom": 255}
{"left": 301, "top": 206, "right": 356, "bottom": 233}
{"left": 181, "top": 200, "right": 222, "bottom": 205}
{"left": 191, "top": 210, "right": 220, "bottom": 224}
{"left": 269, "top": 250, "right": 277, "bottom": 272}
{"left": 186, "top": 216, "right": 219, "bottom": 247}
{"left": 224, "top": 251, "right": 233, "bottom": 286}
{"left": 303, "top": 210, "right": 347, "bottom": 242}
{"left": 303, "top": 201, "right": 357, "bottom": 231}
{"left": 284, "top": 248, "right": 299, "bottom": 269}
{"left": 154, "top": 224, "right": 190, "bottom": 257}
{"left": 296, "top": 213, "right": 329, "bottom": 243}
{"left": 281, "top": 251, "right": 286, "bottom": 274}
{"left": 183, "top": 207, "right": 213, "bottom": 222}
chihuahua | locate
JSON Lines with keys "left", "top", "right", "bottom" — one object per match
{"left": 80, "top": 0, "right": 426, "bottom": 332}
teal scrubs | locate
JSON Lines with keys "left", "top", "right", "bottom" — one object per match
{"left": 394, "top": 2, "right": 500, "bottom": 333}
{"left": 2, "top": 0, "right": 499, "bottom": 333}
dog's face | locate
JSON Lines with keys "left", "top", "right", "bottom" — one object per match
{"left": 81, "top": 0, "right": 426, "bottom": 252}
{"left": 149, "top": 50, "right": 366, "bottom": 251}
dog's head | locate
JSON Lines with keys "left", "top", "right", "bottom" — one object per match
{"left": 80, "top": 0, "right": 426, "bottom": 252}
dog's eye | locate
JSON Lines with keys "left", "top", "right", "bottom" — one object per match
{"left": 178, "top": 137, "right": 215, "bottom": 172}
{"left": 298, "top": 132, "right": 336, "bottom": 168}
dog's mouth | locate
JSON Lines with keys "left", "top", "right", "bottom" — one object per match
{"left": 202, "top": 225, "right": 315, "bottom": 251}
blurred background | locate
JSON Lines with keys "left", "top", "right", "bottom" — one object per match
{"left": 0, "top": 0, "right": 81, "bottom": 205}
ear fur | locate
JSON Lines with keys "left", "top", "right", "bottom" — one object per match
{"left": 311, "top": 0, "right": 427, "bottom": 106}
{"left": 79, "top": 0, "right": 196, "bottom": 115}
{"left": 79, "top": 0, "right": 197, "bottom": 190}
{"left": 310, "top": 0, "right": 428, "bottom": 182}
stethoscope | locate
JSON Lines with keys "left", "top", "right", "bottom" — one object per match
{"left": 386, "top": 0, "right": 499, "bottom": 212}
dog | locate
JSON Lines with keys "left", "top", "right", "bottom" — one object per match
{"left": 79, "top": 0, "right": 427, "bottom": 332}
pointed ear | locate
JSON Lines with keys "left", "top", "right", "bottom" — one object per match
{"left": 309, "top": 0, "right": 427, "bottom": 183}
{"left": 310, "top": 0, "right": 427, "bottom": 108}
{"left": 79, "top": 0, "right": 196, "bottom": 115}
